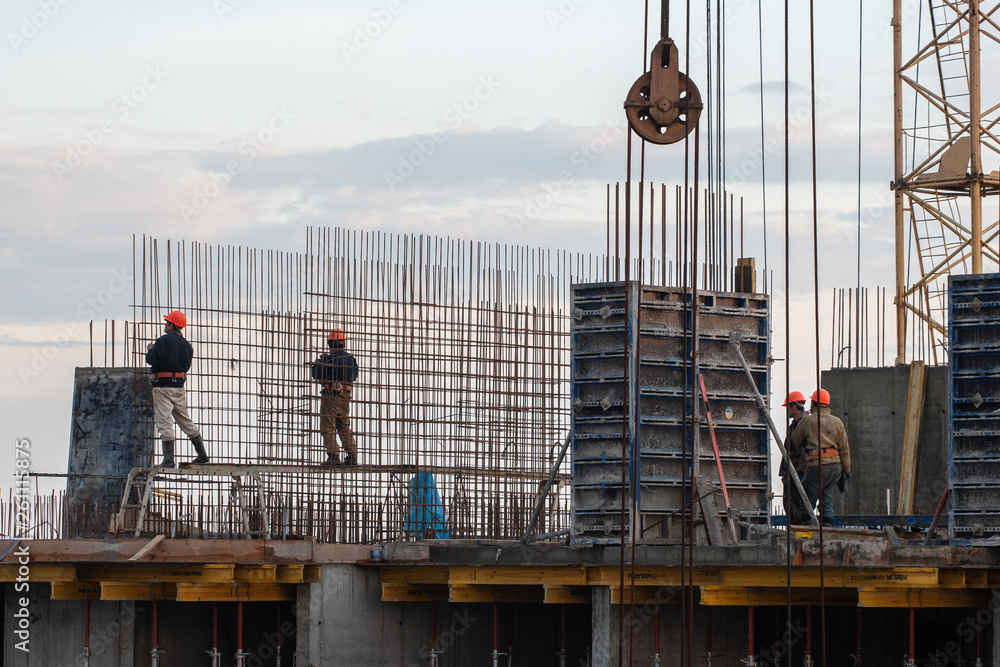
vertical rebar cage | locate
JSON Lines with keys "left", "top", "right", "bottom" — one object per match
{"left": 948, "top": 272, "right": 1000, "bottom": 540}
{"left": 118, "top": 228, "right": 614, "bottom": 543}
{"left": 570, "top": 281, "right": 770, "bottom": 544}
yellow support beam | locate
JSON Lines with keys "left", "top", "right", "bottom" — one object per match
{"left": 0, "top": 563, "right": 76, "bottom": 583}
{"left": 543, "top": 585, "right": 592, "bottom": 605}
{"left": 303, "top": 565, "right": 321, "bottom": 583}
{"left": 101, "top": 582, "right": 177, "bottom": 601}
{"left": 609, "top": 587, "right": 682, "bottom": 605}
{"left": 700, "top": 587, "right": 859, "bottom": 607}
{"left": 586, "top": 566, "right": 938, "bottom": 589}
{"left": 449, "top": 566, "right": 588, "bottom": 586}
{"left": 275, "top": 565, "right": 305, "bottom": 584}
{"left": 858, "top": 588, "right": 993, "bottom": 608}
{"left": 77, "top": 563, "right": 235, "bottom": 584}
{"left": 174, "top": 583, "right": 297, "bottom": 602}
{"left": 379, "top": 566, "right": 450, "bottom": 585}
{"left": 50, "top": 582, "right": 100, "bottom": 600}
{"left": 381, "top": 583, "right": 449, "bottom": 603}
{"left": 449, "top": 585, "right": 544, "bottom": 604}
{"left": 235, "top": 565, "right": 276, "bottom": 583}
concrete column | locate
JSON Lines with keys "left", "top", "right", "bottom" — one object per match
{"left": 295, "top": 580, "right": 323, "bottom": 667}
{"left": 993, "top": 596, "right": 1000, "bottom": 667}
{"left": 592, "top": 586, "right": 612, "bottom": 667}
{"left": 117, "top": 601, "right": 135, "bottom": 667}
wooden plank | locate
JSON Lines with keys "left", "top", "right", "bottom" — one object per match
{"left": 543, "top": 585, "right": 592, "bottom": 604}
{"left": 101, "top": 582, "right": 177, "bottom": 601}
{"left": 381, "top": 583, "right": 449, "bottom": 602}
{"left": 841, "top": 568, "right": 938, "bottom": 589}
{"left": 449, "top": 585, "right": 544, "bottom": 604}
{"left": 858, "top": 588, "right": 992, "bottom": 608}
{"left": 275, "top": 565, "right": 305, "bottom": 584}
{"left": 77, "top": 563, "right": 234, "bottom": 584}
{"left": 700, "top": 586, "right": 858, "bottom": 606}
{"left": 448, "top": 566, "right": 587, "bottom": 586}
{"left": 696, "top": 478, "right": 727, "bottom": 547}
{"left": 235, "top": 565, "right": 277, "bottom": 583}
{"left": 128, "top": 535, "right": 166, "bottom": 561}
{"left": 378, "top": 566, "right": 450, "bottom": 585}
{"left": 174, "top": 583, "right": 297, "bottom": 602}
{"left": 897, "top": 360, "right": 926, "bottom": 514}
{"left": 0, "top": 563, "right": 76, "bottom": 582}
{"left": 50, "top": 582, "right": 100, "bottom": 600}
{"left": 964, "top": 570, "right": 989, "bottom": 588}
{"left": 609, "top": 587, "right": 683, "bottom": 605}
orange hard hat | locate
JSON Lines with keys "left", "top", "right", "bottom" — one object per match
{"left": 811, "top": 389, "right": 831, "bottom": 405}
{"left": 782, "top": 391, "right": 806, "bottom": 407}
{"left": 164, "top": 311, "right": 187, "bottom": 328}
{"left": 327, "top": 329, "right": 346, "bottom": 342}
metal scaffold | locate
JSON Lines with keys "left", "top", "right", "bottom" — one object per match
{"left": 893, "top": 0, "right": 1000, "bottom": 364}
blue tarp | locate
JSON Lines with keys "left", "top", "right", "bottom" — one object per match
{"left": 405, "top": 472, "right": 450, "bottom": 539}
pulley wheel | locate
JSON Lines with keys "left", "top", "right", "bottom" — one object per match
{"left": 624, "top": 71, "right": 703, "bottom": 145}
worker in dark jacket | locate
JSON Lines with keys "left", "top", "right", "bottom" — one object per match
{"left": 145, "top": 311, "right": 209, "bottom": 467}
{"left": 790, "top": 389, "right": 851, "bottom": 525}
{"left": 311, "top": 329, "right": 360, "bottom": 466}
{"left": 780, "top": 391, "right": 810, "bottom": 524}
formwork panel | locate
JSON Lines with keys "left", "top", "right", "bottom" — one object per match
{"left": 570, "top": 281, "right": 770, "bottom": 544}
{"left": 948, "top": 273, "right": 1000, "bottom": 539}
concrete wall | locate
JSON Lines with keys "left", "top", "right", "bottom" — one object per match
{"left": 823, "top": 365, "right": 949, "bottom": 516}
{"left": 66, "top": 368, "right": 154, "bottom": 536}
{"left": 3, "top": 584, "right": 134, "bottom": 667}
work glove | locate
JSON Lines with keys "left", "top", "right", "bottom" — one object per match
{"left": 837, "top": 471, "right": 851, "bottom": 493}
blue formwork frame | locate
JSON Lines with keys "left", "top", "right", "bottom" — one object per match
{"left": 570, "top": 281, "right": 771, "bottom": 544}
{"left": 947, "top": 272, "right": 1000, "bottom": 542}
{"left": 569, "top": 281, "right": 640, "bottom": 545}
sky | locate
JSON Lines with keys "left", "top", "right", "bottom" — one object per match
{"left": 0, "top": 0, "right": 955, "bottom": 499}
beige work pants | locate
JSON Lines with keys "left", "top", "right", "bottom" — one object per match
{"left": 320, "top": 393, "right": 356, "bottom": 457}
{"left": 152, "top": 386, "right": 201, "bottom": 441}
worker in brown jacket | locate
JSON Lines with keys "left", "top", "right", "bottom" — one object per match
{"left": 790, "top": 389, "right": 851, "bottom": 525}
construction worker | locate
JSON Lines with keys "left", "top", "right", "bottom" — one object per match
{"left": 780, "top": 391, "right": 809, "bottom": 524}
{"left": 790, "top": 389, "right": 851, "bottom": 525}
{"left": 311, "top": 329, "right": 359, "bottom": 466}
{"left": 145, "top": 311, "right": 209, "bottom": 467}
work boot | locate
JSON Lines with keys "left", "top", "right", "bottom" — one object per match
{"left": 191, "top": 435, "right": 210, "bottom": 464}
{"left": 322, "top": 453, "right": 341, "bottom": 467}
{"left": 344, "top": 453, "right": 357, "bottom": 466}
{"left": 159, "top": 440, "right": 175, "bottom": 468}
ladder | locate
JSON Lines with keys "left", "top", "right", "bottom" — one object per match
{"left": 114, "top": 465, "right": 272, "bottom": 539}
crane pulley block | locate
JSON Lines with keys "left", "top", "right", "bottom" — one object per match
{"left": 624, "top": 39, "right": 702, "bottom": 145}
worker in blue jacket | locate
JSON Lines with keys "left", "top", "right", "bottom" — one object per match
{"left": 311, "top": 329, "right": 360, "bottom": 466}
{"left": 145, "top": 311, "right": 209, "bottom": 467}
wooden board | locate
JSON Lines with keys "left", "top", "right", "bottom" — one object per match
{"left": 897, "top": 360, "right": 926, "bottom": 514}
